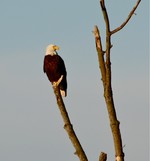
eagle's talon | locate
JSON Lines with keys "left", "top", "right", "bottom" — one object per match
{"left": 52, "top": 75, "right": 64, "bottom": 87}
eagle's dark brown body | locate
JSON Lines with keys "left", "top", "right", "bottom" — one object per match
{"left": 43, "top": 55, "right": 67, "bottom": 96}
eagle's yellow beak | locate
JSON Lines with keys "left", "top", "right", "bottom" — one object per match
{"left": 53, "top": 45, "right": 60, "bottom": 51}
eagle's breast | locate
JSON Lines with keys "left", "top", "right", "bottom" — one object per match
{"left": 43, "top": 55, "right": 66, "bottom": 82}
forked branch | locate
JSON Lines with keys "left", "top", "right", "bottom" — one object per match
{"left": 93, "top": 0, "right": 141, "bottom": 161}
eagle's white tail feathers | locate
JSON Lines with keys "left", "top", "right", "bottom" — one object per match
{"left": 60, "top": 90, "right": 66, "bottom": 97}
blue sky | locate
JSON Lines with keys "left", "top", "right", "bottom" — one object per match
{"left": 0, "top": 0, "right": 149, "bottom": 161}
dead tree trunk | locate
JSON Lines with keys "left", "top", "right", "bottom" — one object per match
{"left": 93, "top": 0, "right": 141, "bottom": 161}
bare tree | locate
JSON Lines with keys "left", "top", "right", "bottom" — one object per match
{"left": 50, "top": 0, "right": 141, "bottom": 161}
{"left": 93, "top": 0, "right": 141, "bottom": 161}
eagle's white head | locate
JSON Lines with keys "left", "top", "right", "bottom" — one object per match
{"left": 45, "top": 44, "right": 60, "bottom": 56}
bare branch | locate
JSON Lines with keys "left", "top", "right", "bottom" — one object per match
{"left": 100, "top": 0, "right": 111, "bottom": 34}
{"left": 93, "top": 25, "right": 106, "bottom": 85}
{"left": 52, "top": 85, "right": 88, "bottom": 161}
{"left": 93, "top": 0, "right": 127, "bottom": 160}
{"left": 100, "top": 0, "right": 112, "bottom": 73}
{"left": 99, "top": 152, "right": 107, "bottom": 161}
{"left": 111, "top": 0, "right": 141, "bottom": 35}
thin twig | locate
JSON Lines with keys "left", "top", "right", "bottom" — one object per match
{"left": 111, "top": 0, "right": 141, "bottom": 35}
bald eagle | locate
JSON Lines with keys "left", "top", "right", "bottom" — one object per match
{"left": 43, "top": 44, "right": 67, "bottom": 97}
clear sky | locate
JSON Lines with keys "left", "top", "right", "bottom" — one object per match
{"left": 0, "top": 0, "right": 149, "bottom": 161}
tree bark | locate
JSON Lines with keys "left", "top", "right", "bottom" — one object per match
{"left": 99, "top": 152, "right": 107, "bottom": 161}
